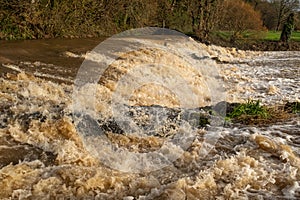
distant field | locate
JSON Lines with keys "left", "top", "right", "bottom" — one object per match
{"left": 264, "top": 31, "right": 300, "bottom": 42}
{"left": 213, "top": 31, "right": 300, "bottom": 42}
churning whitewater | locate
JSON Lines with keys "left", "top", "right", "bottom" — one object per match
{"left": 0, "top": 30, "right": 299, "bottom": 199}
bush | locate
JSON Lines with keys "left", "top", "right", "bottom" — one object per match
{"left": 217, "top": 0, "right": 266, "bottom": 41}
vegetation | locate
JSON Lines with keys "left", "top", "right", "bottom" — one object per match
{"left": 286, "top": 102, "right": 300, "bottom": 114}
{"left": 227, "top": 100, "right": 269, "bottom": 120}
{"left": 0, "top": 0, "right": 299, "bottom": 43}
{"left": 0, "top": 0, "right": 224, "bottom": 40}
{"left": 246, "top": 0, "right": 300, "bottom": 31}
{"left": 225, "top": 100, "right": 300, "bottom": 125}
{"left": 213, "top": 30, "right": 300, "bottom": 42}
{"left": 264, "top": 31, "right": 300, "bottom": 41}
{"left": 217, "top": 0, "right": 265, "bottom": 42}
{"left": 292, "top": 102, "right": 300, "bottom": 113}
{"left": 264, "top": 31, "right": 284, "bottom": 41}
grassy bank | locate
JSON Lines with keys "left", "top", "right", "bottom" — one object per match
{"left": 212, "top": 30, "right": 300, "bottom": 42}
{"left": 264, "top": 31, "right": 300, "bottom": 42}
{"left": 209, "top": 30, "right": 300, "bottom": 51}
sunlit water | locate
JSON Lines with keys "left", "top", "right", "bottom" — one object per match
{"left": 0, "top": 38, "right": 299, "bottom": 199}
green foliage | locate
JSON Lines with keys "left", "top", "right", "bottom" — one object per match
{"left": 217, "top": 0, "right": 265, "bottom": 42}
{"left": 213, "top": 30, "right": 266, "bottom": 41}
{"left": 215, "top": 30, "right": 300, "bottom": 42}
{"left": 3, "top": 0, "right": 297, "bottom": 42}
{"left": 264, "top": 31, "right": 281, "bottom": 41}
{"left": 242, "top": 30, "right": 267, "bottom": 40}
{"left": 292, "top": 102, "right": 300, "bottom": 113}
{"left": 213, "top": 31, "right": 233, "bottom": 41}
{"left": 0, "top": 0, "right": 222, "bottom": 40}
{"left": 227, "top": 100, "right": 269, "bottom": 119}
{"left": 0, "top": 0, "right": 123, "bottom": 40}
{"left": 265, "top": 31, "right": 300, "bottom": 41}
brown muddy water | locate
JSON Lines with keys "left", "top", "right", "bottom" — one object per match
{"left": 0, "top": 38, "right": 104, "bottom": 83}
{"left": 0, "top": 36, "right": 299, "bottom": 199}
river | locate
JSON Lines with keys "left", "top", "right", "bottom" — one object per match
{"left": 0, "top": 35, "right": 299, "bottom": 199}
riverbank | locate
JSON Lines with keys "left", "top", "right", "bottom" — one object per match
{"left": 210, "top": 39, "right": 300, "bottom": 51}
{"left": 205, "top": 30, "right": 300, "bottom": 51}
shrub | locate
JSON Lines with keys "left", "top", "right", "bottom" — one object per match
{"left": 217, "top": 0, "right": 266, "bottom": 41}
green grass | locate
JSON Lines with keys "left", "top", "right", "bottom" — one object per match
{"left": 264, "top": 31, "right": 280, "bottom": 41}
{"left": 214, "top": 31, "right": 233, "bottom": 40}
{"left": 292, "top": 102, "right": 300, "bottom": 114}
{"left": 264, "top": 31, "right": 300, "bottom": 42}
{"left": 212, "top": 30, "right": 266, "bottom": 41}
{"left": 226, "top": 100, "right": 269, "bottom": 120}
{"left": 213, "top": 30, "right": 300, "bottom": 42}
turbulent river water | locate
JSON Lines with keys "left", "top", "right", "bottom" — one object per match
{"left": 0, "top": 34, "right": 299, "bottom": 199}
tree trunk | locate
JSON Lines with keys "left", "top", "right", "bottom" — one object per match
{"left": 279, "top": 13, "right": 295, "bottom": 49}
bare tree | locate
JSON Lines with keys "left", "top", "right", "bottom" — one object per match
{"left": 187, "top": 0, "right": 222, "bottom": 40}
{"left": 270, "top": 0, "right": 299, "bottom": 31}
{"left": 295, "top": 11, "right": 300, "bottom": 30}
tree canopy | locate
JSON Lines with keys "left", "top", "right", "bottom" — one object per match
{"left": 0, "top": 0, "right": 298, "bottom": 40}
